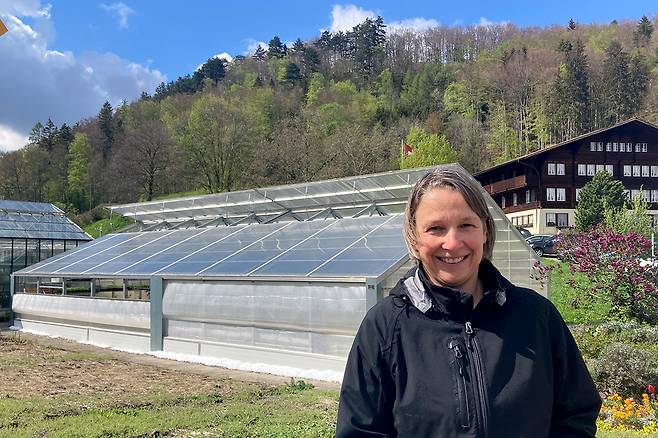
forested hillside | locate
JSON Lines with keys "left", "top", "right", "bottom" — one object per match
{"left": 3, "top": 15, "right": 658, "bottom": 218}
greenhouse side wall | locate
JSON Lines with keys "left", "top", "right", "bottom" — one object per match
{"left": 11, "top": 294, "right": 150, "bottom": 351}
{"left": 160, "top": 279, "right": 365, "bottom": 373}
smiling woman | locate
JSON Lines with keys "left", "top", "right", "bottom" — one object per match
{"left": 336, "top": 166, "right": 601, "bottom": 438}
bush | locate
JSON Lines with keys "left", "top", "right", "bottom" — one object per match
{"left": 593, "top": 342, "right": 658, "bottom": 397}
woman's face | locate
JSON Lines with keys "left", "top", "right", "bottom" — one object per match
{"left": 412, "top": 187, "right": 486, "bottom": 293}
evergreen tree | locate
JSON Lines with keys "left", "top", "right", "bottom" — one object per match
{"left": 280, "top": 61, "right": 302, "bottom": 85}
{"left": 98, "top": 101, "right": 114, "bottom": 159}
{"left": 267, "top": 36, "right": 287, "bottom": 59}
{"left": 56, "top": 123, "right": 74, "bottom": 145}
{"left": 40, "top": 118, "right": 59, "bottom": 152}
{"left": 634, "top": 15, "right": 653, "bottom": 47}
{"left": 568, "top": 19, "right": 576, "bottom": 31}
{"left": 601, "top": 41, "right": 632, "bottom": 124}
{"left": 291, "top": 38, "right": 305, "bottom": 54}
{"left": 252, "top": 45, "right": 266, "bottom": 61}
{"left": 628, "top": 53, "right": 649, "bottom": 115}
{"left": 575, "top": 171, "right": 626, "bottom": 231}
{"left": 28, "top": 122, "right": 44, "bottom": 145}
{"left": 351, "top": 16, "right": 387, "bottom": 79}
{"left": 198, "top": 57, "right": 227, "bottom": 85}
{"left": 302, "top": 47, "right": 321, "bottom": 75}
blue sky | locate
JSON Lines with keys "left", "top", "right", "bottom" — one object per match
{"left": 0, "top": 0, "right": 656, "bottom": 151}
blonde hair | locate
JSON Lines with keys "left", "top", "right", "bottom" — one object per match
{"left": 403, "top": 167, "right": 496, "bottom": 263}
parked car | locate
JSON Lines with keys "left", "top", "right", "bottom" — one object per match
{"left": 515, "top": 227, "right": 532, "bottom": 239}
{"left": 525, "top": 234, "right": 557, "bottom": 257}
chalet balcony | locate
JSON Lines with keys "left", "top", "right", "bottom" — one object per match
{"left": 483, "top": 175, "right": 527, "bottom": 195}
{"left": 502, "top": 201, "right": 540, "bottom": 214}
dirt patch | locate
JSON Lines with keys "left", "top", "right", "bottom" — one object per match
{"left": 0, "top": 331, "right": 338, "bottom": 400}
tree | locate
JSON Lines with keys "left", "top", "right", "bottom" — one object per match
{"left": 601, "top": 41, "right": 632, "bottom": 124}
{"left": 634, "top": 15, "right": 653, "bottom": 47}
{"left": 252, "top": 45, "right": 266, "bottom": 61}
{"left": 279, "top": 61, "right": 302, "bottom": 85}
{"left": 197, "top": 57, "right": 227, "bottom": 85}
{"left": 604, "top": 190, "right": 655, "bottom": 239}
{"left": 568, "top": 19, "right": 576, "bottom": 31}
{"left": 267, "top": 36, "right": 287, "bottom": 59}
{"left": 575, "top": 171, "right": 626, "bottom": 231}
{"left": 67, "top": 133, "right": 91, "bottom": 212}
{"left": 98, "top": 101, "right": 114, "bottom": 159}
{"left": 401, "top": 126, "right": 458, "bottom": 169}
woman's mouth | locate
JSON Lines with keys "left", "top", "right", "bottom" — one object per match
{"left": 437, "top": 255, "right": 467, "bottom": 264}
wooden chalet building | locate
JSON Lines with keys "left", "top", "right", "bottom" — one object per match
{"left": 474, "top": 118, "right": 658, "bottom": 235}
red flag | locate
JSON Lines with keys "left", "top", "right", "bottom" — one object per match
{"left": 403, "top": 143, "right": 413, "bottom": 157}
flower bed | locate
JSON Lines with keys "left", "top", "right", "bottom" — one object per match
{"left": 598, "top": 389, "right": 658, "bottom": 435}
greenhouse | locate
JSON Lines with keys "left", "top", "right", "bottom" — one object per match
{"left": 11, "top": 165, "right": 543, "bottom": 377}
{"left": 0, "top": 200, "right": 91, "bottom": 322}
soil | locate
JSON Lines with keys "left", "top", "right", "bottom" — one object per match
{"left": 0, "top": 330, "right": 339, "bottom": 400}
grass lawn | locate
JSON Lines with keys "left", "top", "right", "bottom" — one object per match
{"left": 83, "top": 213, "right": 134, "bottom": 238}
{"left": 0, "top": 333, "right": 337, "bottom": 437}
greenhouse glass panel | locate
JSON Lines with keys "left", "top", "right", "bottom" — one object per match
{"left": 26, "top": 240, "right": 39, "bottom": 265}
{"left": 40, "top": 240, "right": 53, "bottom": 261}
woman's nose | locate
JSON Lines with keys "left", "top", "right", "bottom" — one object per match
{"left": 441, "top": 228, "right": 463, "bottom": 251}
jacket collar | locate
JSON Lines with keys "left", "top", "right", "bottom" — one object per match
{"left": 400, "top": 258, "right": 508, "bottom": 314}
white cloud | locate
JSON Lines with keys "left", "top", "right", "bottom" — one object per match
{"left": 0, "top": 3, "right": 165, "bottom": 151}
{"left": 330, "top": 4, "right": 376, "bottom": 33}
{"left": 0, "top": 0, "right": 50, "bottom": 18}
{"left": 0, "top": 124, "right": 29, "bottom": 152}
{"left": 388, "top": 17, "right": 439, "bottom": 34}
{"left": 99, "top": 2, "right": 135, "bottom": 29}
{"left": 195, "top": 52, "right": 233, "bottom": 71}
{"left": 244, "top": 39, "right": 267, "bottom": 56}
{"left": 477, "top": 17, "right": 509, "bottom": 27}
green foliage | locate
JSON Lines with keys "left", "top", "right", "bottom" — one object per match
{"left": 84, "top": 214, "right": 134, "bottom": 238}
{"left": 575, "top": 171, "right": 626, "bottom": 231}
{"left": 401, "top": 126, "right": 457, "bottom": 168}
{"left": 443, "top": 81, "right": 475, "bottom": 118}
{"left": 593, "top": 342, "right": 658, "bottom": 397}
{"left": 604, "top": 190, "right": 655, "bottom": 238}
{"left": 400, "top": 64, "right": 452, "bottom": 118}
{"left": 67, "top": 133, "right": 91, "bottom": 212}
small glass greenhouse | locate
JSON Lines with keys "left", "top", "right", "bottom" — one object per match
{"left": 11, "top": 165, "right": 543, "bottom": 377}
{"left": 0, "top": 200, "right": 91, "bottom": 321}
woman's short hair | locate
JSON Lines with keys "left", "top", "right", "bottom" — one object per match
{"left": 403, "top": 166, "right": 496, "bottom": 263}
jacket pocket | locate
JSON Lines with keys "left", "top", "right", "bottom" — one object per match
{"left": 448, "top": 338, "right": 471, "bottom": 430}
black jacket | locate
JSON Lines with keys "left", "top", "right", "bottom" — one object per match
{"left": 336, "top": 260, "right": 601, "bottom": 438}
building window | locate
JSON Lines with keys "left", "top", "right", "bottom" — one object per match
{"left": 651, "top": 166, "right": 658, "bottom": 177}
{"left": 642, "top": 143, "right": 648, "bottom": 152}
{"left": 624, "top": 189, "right": 631, "bottom": 199}
{"left": 557, "top": 163, "right": 565, "bottom": 175}
{"left": 606, "top": 142, "right": 612, "bottom": 152}
{"left": 546, "top": 188, "right": 556, "bottom": 201}
{"left": 512, "top": 193, "right": 517, "bottom": 206}
{"left": 628, "top": 143, "right": 634, "bottom": 152}
{"left": 587, "top": 164, "right": 596, "bottom": 176}
{"left": 605, "top": 164, "right": 614, "bottom": 175}
{"left": 633, "top": 165, "right": 641, "bottom": 177}
{"left": 651, "top": 190, "right": 658, "bottom": 203}
{"left": 631, "top": 189, "right": 640, "bottom": 200}
{"left": 624, "top": 165, "right": 632, "bottom": 176}
{"left": 596, "top": 142, "right": 603, "bottom": 151}
{"left": 557, "top": 213, "right": 568, "bottom": 228}
{"left": 635, "top": 143, "right": 641, "bottom": 153}
{"left": 590, "top": 141, "right": 596, "bottom": 151}
{"left": 557, "top": 188, "right": 566, "bottom": 202}
{"left": 501, "top": 196, "right": 506, "bottom": 208}
{"left": 578, "top": 164, "right": 586, "bottom": 176}
{"left": 596, "top": 164, "right": 605, "bottom": 173}
{"left": 546, "top": 213, "right": 556, "bottom": 227}
{"left": 643, "top": 190, "right": 650, "bottom": 202}
{"left": 613, "top": 142, "right": 619, "bottom": 152}
{"left": 548, "top": 163, "right": 556, "bottom": 175}
{"left": 642, "top": 166, "right": 650, "bottom": 177}
{"left": 525, "top": 189, "right": 531, "bottom": 203}
{"left": 620, "top": 143, "right": 626, "bottom": 152}
{"left": 576, "top": 188, "right": 581, "bottom": 202}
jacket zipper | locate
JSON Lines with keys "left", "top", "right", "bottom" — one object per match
{"left": 448, "top": 340, "right": 471, "bottom": 429}
{"left": 465, "top": 321, "right": 489, "bottom": 438}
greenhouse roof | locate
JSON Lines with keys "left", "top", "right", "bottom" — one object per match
{"left": 109, "top": 167, "right": 435, "bottom": 226}
{"left": 0, "top": 200, "right": 91, "bottom": 241}
{"left": 16, "top": 215, "right": 408, "bottom": 280}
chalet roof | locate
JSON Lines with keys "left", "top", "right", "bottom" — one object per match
{"left": 474, "top": 118, "right": 658, "bottom": 176}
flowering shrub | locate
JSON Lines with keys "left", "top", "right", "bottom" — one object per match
{"left": 556, "top": 227, "right": 658, "bottom": 323}
{"left": 594, "top": 343, "right": 658, "bottom": 397}
{"left": 598, "top": 390, "right": 658, "bottom": 434}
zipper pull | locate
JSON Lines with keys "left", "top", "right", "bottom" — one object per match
{"left": 464, "top": 321, "right": 474, "bottom": 349}
{"left": 449, "top": 340, "right": 464, "bottom": 375}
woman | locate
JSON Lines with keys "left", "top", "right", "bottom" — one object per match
{"left": 336, "top": 167, "right": 601, "bottom": 437}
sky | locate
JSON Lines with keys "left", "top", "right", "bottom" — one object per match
{"left": 0, "top": 0, "right": 656, "bottom": 152}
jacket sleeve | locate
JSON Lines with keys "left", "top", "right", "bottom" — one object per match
{"left": 336, "top": 305, "right": 396, "bottom": 438}
{"left": 548, "top": 305, "right": 602, "bottom": 438}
